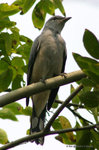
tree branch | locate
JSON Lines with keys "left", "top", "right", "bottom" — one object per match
{"left": 55, "top": 99, "right": 85, "bottom": 108}
{"left": 54, "top": 100, "right": 92, "bottom": 124}
{"left": 45, "top": 84, "right": 83, "bottom": 131}
{"left": 0, "top": 124, "right": 98, "bottom": 150}
{"left": 68, "top": 103, "right": 84, "bottom": 108}
{"left": 68, "top": 107, "right": 93, "bottom": 124}
{"left": 0, "top": 70, "right": 86, "bottom": 107}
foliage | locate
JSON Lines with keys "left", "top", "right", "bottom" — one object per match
{"left": 52, "top": 116, "right": 76, "bottom": 144}
{"left": 72, "top": 29, "right": 99, "bottom": 149}
{"left": 0, "top": 128, "right": 9, "bottom": 144}
{"left": 52, "top": 29, "right": 99, "bottom": 149}
{"left": 0, "top": 0, "right": 99, "bottom": 149}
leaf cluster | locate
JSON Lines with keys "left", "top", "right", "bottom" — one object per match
{"left": 0, "top": 0, "right": 65, "bottom": 92}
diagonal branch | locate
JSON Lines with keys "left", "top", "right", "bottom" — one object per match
{"left": 54, "top": 100, "right": 92, "bottom": 124}
{"left": 0, "top": 70, "right": 86, "bottom": 107}
{"left": 0, "top": 124, "right": 98, "bottom": 150}
{"left": 44, "top": 84, "right": 83, "bottom": 131}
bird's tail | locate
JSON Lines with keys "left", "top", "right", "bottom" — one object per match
{"left": 30, "top": 107, "right": 46, "bottom": 145}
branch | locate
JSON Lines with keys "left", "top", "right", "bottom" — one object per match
{"left": 45, "top": 84, "right": 83, "bottom": 131}
{"left": 49, "top": 124, "right": 98, "bottom": 135}
{"left": 0, "top": 124, "right": 98, "bottom": 150}
{"left": 68, "top": 103, "right": 84, "bottom": 108}
{"left": 68, "top": 107, "right": 93, "bottom": 124}
{"left": 0, "top": 70, "right": 86, "bottom": 107}
{"left": 54, "top": 100, "right": 91, "bottom": 123}
{"left": 54, "top": 100, "right": 92, "bottom": 124}
{"left": 55, "top": 100, "right": 85, "bottom": 108}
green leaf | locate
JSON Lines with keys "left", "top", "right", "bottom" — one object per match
{"left": 0, "top": 17, "right": 16, "bottom": 31}
{"left": 11, "top": 57, "right": 24, "bottom": 75}
{"left": 22, "top": 65, "right": 28, "bottom": 73}
{"left": 21, "top": 0, "right": 35, "bottom": 14}
{"left": 53, "top": 0, "right": 66, "bottom": 16}
{"left": 12, "top": 74, "right": 23, "bottom": 90}
{"left": 52, "top": 102, "right": 59, "bottom": 109}
{"left": 80, "top": 78, "right": 97, "bottom": 87}
{"left": 79, "top": 91, "right": 99, "bottom": 108}
{"left": 91, "top": 130, "right": 99, "bottom": 149}
{"left": 0, "top": 128, "right": 9, "bottom": 144}
{"left": 0, "top": 32, "right": 12, "bottom": 55}
{"left": 59, "top": 116, "right": 76, "bottom": 143}
{"left": 0, "top": 69, "right": 13, "bottom": 92}
{"left": 52, "top": 116, "right": 76, "bottom": 144}
{"left": 91, "top": 107, "right": 98, "bottom": 123}
{"left": 32, "top": 0, "right": 55, "bottom": 29}
{"left": 11, "top": 27, "right": 20, "bottom": 49}
{"left": 22, "top": 106, "right": 32, "bottom": 116}
{"left": 0, "top": 108, "right": 18, "bottom": 121}
{"left": 73, "top": 53, "right": 98, "bottom": 69}
{"left": 3, "top": 103, "right": 32, "bottom": 116}
{"left": 0, "top": 59, "right": 8, "bottom": 74}
{"left": 71, "top": 85, "right": 80, "bottom": 104}
{"left": 19, "top": 35, "right": 32, "bottom": 44}
{"left": 0, "top": 3, "right": 20, "bottom": 19}
{"left": 0, "top": 37, "right": 5, "bottom": 52}
{"left": 3, "top": 102, "right": 23, "bottom": 115}
{"left": 16, "top": 43, "right": 32, "bottom": 63}
{"left": 40, "top": 0, "right": 55, "bottom": 15}
{"left": 83, "top": 29, "right": 99, "bottom": 59}
{"left": 11, "top": 26, "right": 20, "bottom": 33}
{"left": 52, "top": 117, "right": 62, "bottom": 130}
{"left": 12, "top": 56, "right": 24, "bottom": 66}
{"left": 76, "top": 122, "right": 91, "bottom": 150}
{"left": 73, "top": 53, "right": 99, "bottom": 83}
{"left": 13, "top": 0, "right": 24, "bottom": 6}
{"left": 32, "top": 2, "right": 46, "bottom": 29}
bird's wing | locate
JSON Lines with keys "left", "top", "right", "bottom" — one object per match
{"left": 47, "top": 46, "right": 67, "bottom": 110}
{"left": 26, "top": 36, "right": 40, "bottom": 106}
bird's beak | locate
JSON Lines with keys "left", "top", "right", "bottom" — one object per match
{"left": 64, "top": 17, "right": 72, "bottom": 22}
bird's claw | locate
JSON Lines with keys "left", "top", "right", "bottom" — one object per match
{"left": 60, "top": 73, "right": 67, "bottom": 78}
{"left": 40, "top": 78, "right": 46, "bottom": 84}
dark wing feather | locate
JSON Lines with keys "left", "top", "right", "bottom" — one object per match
{"left": 47, "top": 47, "right": 67, "bottom": 110}
{"left": 26, "top": 36, "right": 40, "bottom": 106}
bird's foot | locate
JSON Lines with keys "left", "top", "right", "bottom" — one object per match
{"left": 40, "top": 78, "right": 46, "bottom": 84}
{"left": 60, "top": 73, "right": 67, "bottom": 78}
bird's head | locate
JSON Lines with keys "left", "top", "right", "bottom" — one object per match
{"left": 43, "top": 16, "right": 71, "bottom": 33}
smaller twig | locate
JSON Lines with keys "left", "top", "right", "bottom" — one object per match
{"left": 45, "top": 84, "right": 83, "bottom": 131}
{"left": 54, "top": 99, "right": 91, "bottom": 123}
{"left": 49, "top": 123, "right": 98, "bottom": 135}
{"left": 68, "top": 107, "right": 93, "bottom": 124}
{"left": 55, "top": 99, "right": 64, "bottom": 104}
{"left": 67, "top": 103, "right": 84, "bottom": 108}
{"left": 55, "top": 99, "right": 84, "bottom": 108}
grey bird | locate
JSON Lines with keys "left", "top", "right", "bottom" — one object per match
{"left": 26, "top": 16, "right": 71, "bottom": 145}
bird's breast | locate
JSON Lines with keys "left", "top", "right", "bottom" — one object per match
{"left": 32, "top": 31, "right": 65, "bottom": 82}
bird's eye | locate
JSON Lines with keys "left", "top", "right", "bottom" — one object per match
{"left": 53, "top": 18, "right": 56, "bottom": 21}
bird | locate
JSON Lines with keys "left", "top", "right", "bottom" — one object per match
{"left": 26, "top": 15, "right": 71, "bottom": 145}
